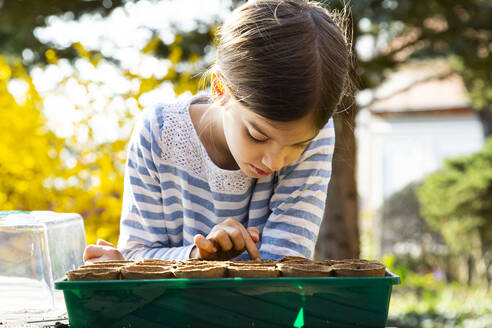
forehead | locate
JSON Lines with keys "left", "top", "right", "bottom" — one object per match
{"left": 229, "top": 100, "right": 318, "bottom": 138}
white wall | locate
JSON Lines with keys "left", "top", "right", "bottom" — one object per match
{"left": 356, "top": 109, "right": 484, "bottom": 257}
{"left": 356, "top": 109, "right": 484, "bottom": 211}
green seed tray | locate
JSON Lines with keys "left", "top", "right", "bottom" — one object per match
{"left": 55, "top": 269, "right": 400, "bottom": 328}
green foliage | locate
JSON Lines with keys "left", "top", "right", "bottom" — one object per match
{"left": 350, "top": 1, "right": 491, "bottom": 78}
{"left": 417, "top": 138, "right": 492, "bottom": 254}
{"left": 342, "top": 0, "right": 492, "bottom": 119}
{"left": 0, "top": 0, "right": 129, "bottom": 63}
{"left": 386, "top": 256, "right": 492, "bottom": 328}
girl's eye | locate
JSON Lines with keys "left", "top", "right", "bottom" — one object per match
{"left": 246, "top": 128, "right": 309, "bottom": 148}
{"left": 246, "top": 130, "right": 267, "bottom": 143}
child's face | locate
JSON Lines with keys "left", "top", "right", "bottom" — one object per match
{"left": 221, "top": 99, "right": 318, "bottom": 178}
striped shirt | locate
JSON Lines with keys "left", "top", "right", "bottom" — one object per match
{"left": 117, "top": 94, "right": 335, "bottom": 260}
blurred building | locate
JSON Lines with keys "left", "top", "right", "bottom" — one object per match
{"left": 356, "top": 60, "right": 485, "bottom": 257}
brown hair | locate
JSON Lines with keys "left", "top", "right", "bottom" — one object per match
{"left": 208, "top": 0, "right": 352, "bottom": 130}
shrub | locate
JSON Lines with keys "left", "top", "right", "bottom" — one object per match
{"left": 417, "top": 137, "right": 492, "bottom": 285}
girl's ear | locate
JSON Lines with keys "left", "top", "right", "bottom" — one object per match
{"left": 211, "top": 71, "right": 226, "bottom": 104}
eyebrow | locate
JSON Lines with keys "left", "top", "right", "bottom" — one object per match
{"left": 248, "top": 121, "right": 316, "bottom": 146}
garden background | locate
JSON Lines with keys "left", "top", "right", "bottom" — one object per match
{"left": 1, "top": 0, "right": 491, "bottom": 326}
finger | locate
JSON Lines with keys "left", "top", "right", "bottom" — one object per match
{"left": 97, "top": 239, "right": 115, "bottom": 247}
{"left": 210, "top": 229, "right": 234, "bottom": 252}
{"left": 248, "top": 227, "right": 259, "bottom": 235}
{"left": 231, "top": 224, "right": 260, "bottom": 260}
{"left": 242, "top": 230, "right": 260, "bottom": 260}
{"left": 85, "top": 247, "right": 124, "bottom": 263}
{"left": 247, "top": 227, "right": 260, "bottom": 243}
{"left": 222, "top": 227, "right": 245, "bottom": 252}
{"left": 222, "top": 220, "right": 260, "bottom": 259}
{"left": 83, "top": 245, "right": 104, "bottom": 262}
{"left": 85, "top": 258, "right": 98, "bottom": 264}
{"left": 194, "top": 234, "right": 217, "bottom": 253}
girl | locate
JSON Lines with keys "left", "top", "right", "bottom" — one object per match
{"left": 84, "top": 0, "right": 350, "bottom": 263}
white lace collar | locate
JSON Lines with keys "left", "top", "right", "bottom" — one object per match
{"left": 159, "top": 95, "right": 253, "bottom": 194}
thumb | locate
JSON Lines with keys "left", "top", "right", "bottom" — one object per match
{"left": 97, "top": 239, "right": 115, "bottom": 248}
{"left": 247, "top": 227, "right": 260, "bottom": 243}
{"left": 83, "top": 245, "right": 104, "bottom": 262}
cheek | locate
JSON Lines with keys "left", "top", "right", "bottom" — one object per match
{"left": 225, "top": 125, "right": 248, "bottom": 156}
{"left": 238, "top": 134, "right": 258, "bottom": 158}
{"left": 285, "top": 148, "right": 305, "bottom": 164}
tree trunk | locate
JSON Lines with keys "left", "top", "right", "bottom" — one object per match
{"left": 478, "top": 108, "right": 492, "bottom": 138}
{"left": 314, "top": 11, "right": 359, "bottom": 260}
{"left": 314, "top": 102, "right": 359, "bottom": 260}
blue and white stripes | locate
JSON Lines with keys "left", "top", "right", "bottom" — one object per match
{"left": 117, "top": 96, "right": 334, "bottom": 261}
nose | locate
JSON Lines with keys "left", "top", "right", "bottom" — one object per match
{"left": 262, "top": 147, "right": 286, "bottom": 172}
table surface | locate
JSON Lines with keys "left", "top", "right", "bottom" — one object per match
{"left": 2, "top": 313, "right": 68, "bottom": 328}
{"left": 1, "top": 292, "right": 68, "bottom": 327}
{"left": 2, "top": 312, "right": 399, "bottom": 328}
{"left": 2, "top": 318, "right": 397, "bottom": 328}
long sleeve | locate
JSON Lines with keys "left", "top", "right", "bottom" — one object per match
{"left": 258, "top": 119, "right": 335, "bottom": 259}
{"left": 117, "top": 107, "right": 194, "bottom": 260}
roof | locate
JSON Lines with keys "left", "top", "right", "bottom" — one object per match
{"left": 356, "top": 59, "right": 472, "bottom": 115}
{"left": 370, "top": 73, "right": 471, "bottom": 114}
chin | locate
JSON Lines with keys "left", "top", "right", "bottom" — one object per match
{"left": 241, "top": 168, "right": 257, "bottom": 178}
{"left": 244, "top": 172, "right": 260, "bottom": 178}
{"left": 238, "top": 163, "right": 257, "bottom": 178}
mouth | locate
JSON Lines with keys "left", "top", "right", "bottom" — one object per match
{"left": 250, "top": 164, "right": 272, "bottom": 176}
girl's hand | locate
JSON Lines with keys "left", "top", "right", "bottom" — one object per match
{"left": 83, "top": 239, "right": 124, "bottom": 264}
{"left": 191, "top": 218, "right": 260, "bottom": 260}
